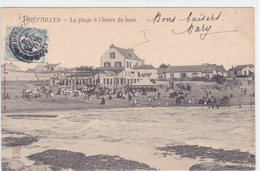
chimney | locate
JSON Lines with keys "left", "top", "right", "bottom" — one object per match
{"left": 141, "top": 59, "right": 146, "bottom": 66}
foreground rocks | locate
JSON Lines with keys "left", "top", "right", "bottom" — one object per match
{"left": 1, "top": 129, "right": 38, "bottom": 147}
{"left": 2, "top": 158, "right": 26, "bottom": 171}
{"left": 2, "top": 158, "right": 53, "bottom": 171}
{"left": 157, "top": 145, "right": 255, "bottom": 165}
{"left": 27, "top": 149, "right": 156, "bottom": 170}
{"left": 190, "top": 162, "right": 255, "bottom": 171}
{"left": 157, "top": 144, "right": 255, "bottom": 170}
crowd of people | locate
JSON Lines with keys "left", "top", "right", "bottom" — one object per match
{"left": 2, "top": 82, "right": 255, "bottom": 108}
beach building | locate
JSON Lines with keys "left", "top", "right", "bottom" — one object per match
{"left": 99, "top": 44, "right": 146, "bottom": 87}
{"left": 133, "top": 64, "right": 158, "bottom": 79}
{"left": 34, "top": 63, "right": 64, "bottom": 72}
{"left": 164, "top": 63, "right": 227, "bottom": 81}
{"left": 228, "top": 64, "right": 254, "bottom": 78}
{"left": 50, "top": 71, "right": 98, "bottom": 87}
{"left": 1, "top": 62, "right": 36, "bottom": 81}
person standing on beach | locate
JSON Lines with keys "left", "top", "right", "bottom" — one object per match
{"left": 101, "top": 97, "right": 105, "bottom": 105}
{"left": 148, "top": 96, "right": 151, "bottom": 105}
{"left": 128, "top": 93, "right": 132, "bottom": 103}
{"left": 244, "top": 88, "right": 247, "bottom": 96}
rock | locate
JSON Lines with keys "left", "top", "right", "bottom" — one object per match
{"left": 190, "top": 162, "right": 255, "bottom": 171}
{"left": 27, "top": 149, "right": 155, "bottom": 170}
{"left": 22, "top": 165, "right": 53, "bottom": 171}
{"left": 2, "top": 158, "right": 26, "bottom": 171}
{"left": 190, "top": 162, "right": 224, "bottom": 171}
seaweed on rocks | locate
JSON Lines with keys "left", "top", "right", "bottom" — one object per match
{"left": 157, "top": 145, "right": 255, "bottom": 165}
{"left": 27, "top": 149, "right": 156, "bottom": 170}
{"left": 2, "top": 129, "right": 39, "bottom": 147}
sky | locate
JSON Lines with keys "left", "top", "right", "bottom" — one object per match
{"left": 1, "top": 8, "right": 255, "bottom": 71}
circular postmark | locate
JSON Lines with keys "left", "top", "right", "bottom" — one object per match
{"left": 9, "top": 27, "right": 48, "bottom": 63}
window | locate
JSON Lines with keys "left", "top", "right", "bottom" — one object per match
{"left": 159, "top": 75, "right": 163, "bottom": 79}
{"left": 110, "top": 52, "right": 115, "bottom": 59}
{"left": 138, "top": 72, "right": 140, "bottom": 77}
{"left": 130, "top": 62, "right": 132, "bottom": 68}
{"left": 170, "top": 73, "right": 174, "bottom": 78}
{"left": 125, "top": 71, "right": 127, "bottom": 76}
{"left": 244, "top": 71, "right": 247, "bottom": 75}
{"left": 181, "top": 73, "right": 186, "bottom": 78}
{"left": 107, "top": 79, "right": 109, "bottom": 85}
{"left": 104, "top": 62, "right": 111, "bottom": 68}
{"left": 131, "top": 71, "right": 135, "bottom": 74}
{"left": 126, "top": 61, "right": 129, "bottom": 68}
{"left": 115, "top": 62, "right": 122, "bottom": 67}
{"left": 234, "top": 71, "right": 237, "bottom": 75}
{"left": 103, "top": 78, "right": 106, "bottom": 85}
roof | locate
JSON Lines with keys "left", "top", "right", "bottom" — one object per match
{"left": 165, "top": 64, "right": 227, "bottom": 74}
{"left": 215, "top": 65, "right": 227, "bottom": 73}
{"left": 45, "top": 64, "right": 60, "bottom": 67}
{"left": 165, "top": 65, "right": 204, "bottom": 73}
{"left": 104, "top": 70, "right": 117, "bottom": 77}
{"left": 134, "top": 64, "right": 155, "bottom": 70}
{"left": 202, "top": 65, "right": 216, "bottom": 73}
{"left": 229, "top": 64, "right": 254, "bottom": 71}
{"left": 110, "top": 44, "right": 141, "bottom": 61}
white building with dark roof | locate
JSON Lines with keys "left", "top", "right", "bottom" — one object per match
{"left": 228, "top": 64, "right": 254, "bottom": 78}
{"left": 100, "top": 44, "right": 141, "bottom": 70}
{"left": 34, "top": 63, "right": 64, "bottom": 72}
{"left": 99, "top": 44, "right": 144, "bottom": 87}
{"left": 165, "top": 63, "right": 227, "bottom": 80}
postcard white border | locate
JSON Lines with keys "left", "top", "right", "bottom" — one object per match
{"left": 0, "top": 0, "right": 259, "bottom": 170}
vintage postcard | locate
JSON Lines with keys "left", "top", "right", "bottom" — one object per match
{"left": 1, "top": 8, "right": 255, "bottom": 170}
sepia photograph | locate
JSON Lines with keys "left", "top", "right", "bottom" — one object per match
{"left": 1, "top": 7, "right": 256, "bottom": 170}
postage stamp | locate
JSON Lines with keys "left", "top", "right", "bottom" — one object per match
{"left": 4, "top": 27, "right": 48, "bottom": 63}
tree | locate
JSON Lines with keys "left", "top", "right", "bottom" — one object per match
{"left": 76, "top": 66, "right": 94, "bottom": 72}
{"left": 159, "top": 63, "right": 168, "bottom": 68}
{"left": 211, "top": 74, "right": 226, "bottom": 84}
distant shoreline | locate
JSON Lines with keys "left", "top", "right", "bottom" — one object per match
{"left": 2, "top": 100, "right": 254, "bottom": 115}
